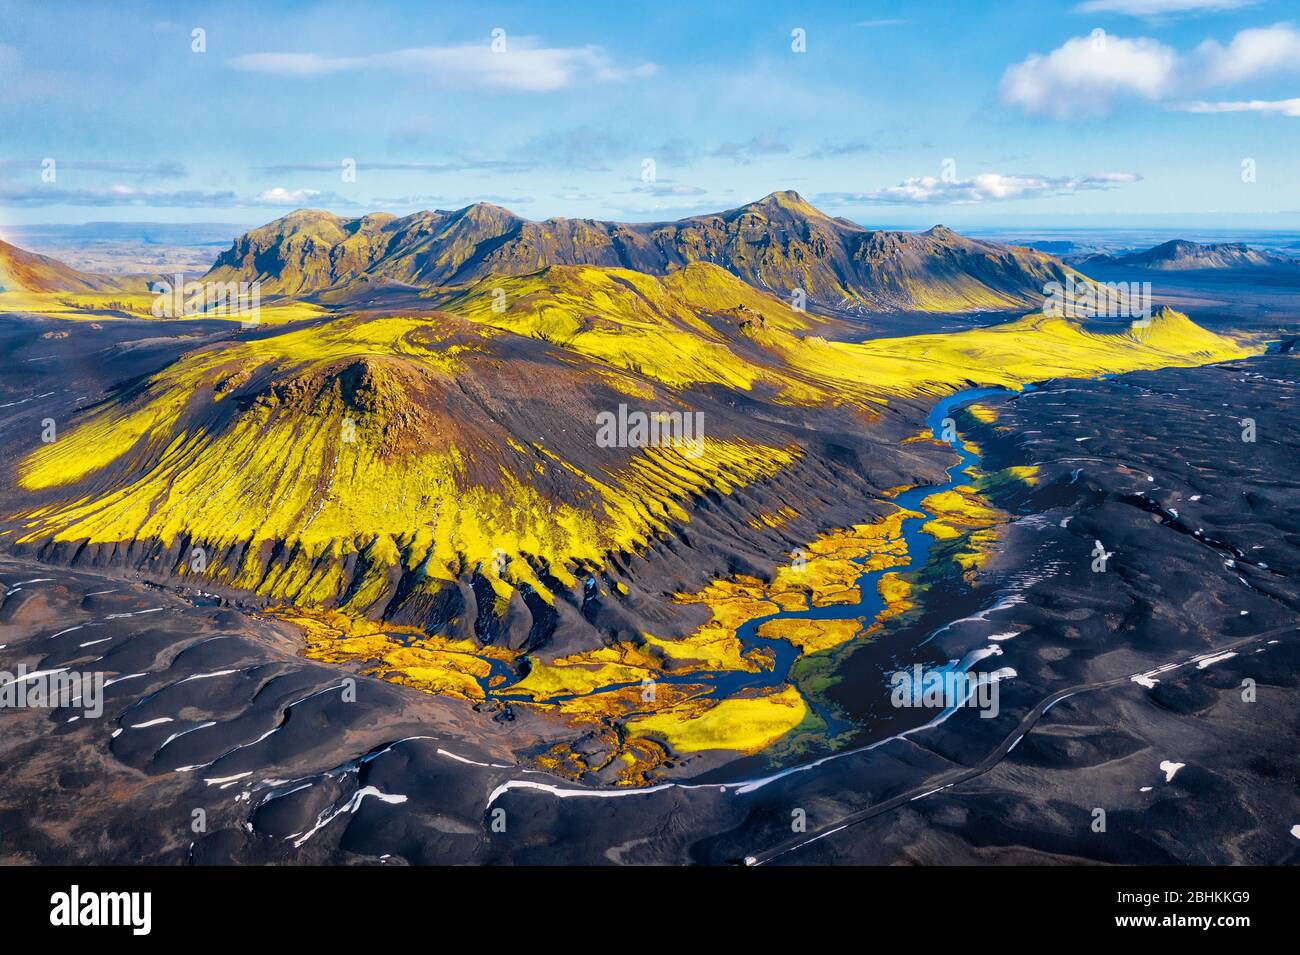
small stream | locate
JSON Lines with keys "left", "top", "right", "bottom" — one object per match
{"left": 482, "top": 386, "right": 1013, "bottom": 724}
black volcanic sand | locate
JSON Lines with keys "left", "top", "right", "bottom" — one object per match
{"left": 0, "top": 558, "right": 574, "bottom": 864}
{"left": 761, "top": 354, "right": 1300, "bottom": 864}
{"left": 1, "top": 355, "right": 1296, "bottom": 864}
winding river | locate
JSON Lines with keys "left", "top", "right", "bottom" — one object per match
{"left": 483, "top": 386, "right": 1013, "bottom": 722}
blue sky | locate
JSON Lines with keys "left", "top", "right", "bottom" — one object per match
{"left": 1, "top": 0, "right": 1298, "bottom": 228}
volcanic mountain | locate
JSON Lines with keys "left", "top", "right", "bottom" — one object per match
{"left": 1086, "top": 239, "right": 1298, "bottom": 271}
{"left": 202, "top": 191, "right": 1076, "bottom": 312}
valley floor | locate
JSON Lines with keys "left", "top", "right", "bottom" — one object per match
{"left": 1, "top": 355, "right": 1295, "bottom": 864}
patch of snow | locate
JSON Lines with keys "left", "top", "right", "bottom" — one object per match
{"left": 1196, "top": 651, "right": 1237, "bottom": 669}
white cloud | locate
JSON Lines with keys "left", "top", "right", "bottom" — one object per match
{"left": 1075, "top": 0, "right": 1258, "bottom": 16}
{"left": 1172, "top": 97, "right": 1300, "bottom": 116}
{"left": 229, "top": 38, "right": 656, "bottom": 92}
{"left": 818, "top": 171, "right": 1142, "bottom": 206}
{"left": 1002, "top": 23, "right": 1300, "bottom": 118}
{"left": 256, "top": 187, "right": 322, "bottom": 204}
{"left": 1000, "top": 34, "right": 1176, "bottom": 118}
{"left": 1193, "top": 23, "right": 1300, "bottom": 85}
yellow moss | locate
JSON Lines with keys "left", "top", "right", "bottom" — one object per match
{"left": 642, "top": 620, "right": 767, "bottom": 674}
{"left": 768, "top": 509, "right": 918, "bottom": 610}
{"left": 523, "top": 682, "right": 708, "bottom": 727}
{"left": 747, "top": 505, "right": 799, "bottom": 530}
{"left": 877, "top": 571, "right": 912, "bottom": 606}
{"left": 976, "top": 465, "right": 1040, "bottom": 491}
{"left": 625, "top": 685, "right": 808, "bottom": 754}
{"left": 509, "top": 659, "right": 649, "bottom": 701}
{"left": 919, "top": 484, "right": 1008, "bottom": 581}
{"left": 863, "top": 571, "right": 914, "bottom": 636}
{"left": 661, "top": 507, "right": 917, "bottom": 671}
{"left": 755, "top": 617, "right": 862, "bottom": 653}
{"left": 777, "top": 307, "right": 1255, "bottom": 400}
{"left": 443, "top": 265, "right": 786, "bottom": 391}
{"left": 268, "top": 606, "right": 511, "bottom": 702}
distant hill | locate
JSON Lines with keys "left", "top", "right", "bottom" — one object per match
{"left": 0, "top": 239, "right": 125, "bottom": 293}
{"left": 1083, "top": 239, "right": 1298, "bottom": 271}
{"left": 201, "top": 191, "right": 1076, "bottom": 312}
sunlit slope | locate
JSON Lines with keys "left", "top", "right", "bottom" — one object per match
{"left": 445, "top": 267, "right": 1254, "bottom": 400}
{"left": 441, "top": 262, "right": 822, "bottom": 393}
{"left": 200, "top": 192, "right": 1077, "bottom": 312}
{"left": 202, "top": 207, "right": 516, "bottom": 294}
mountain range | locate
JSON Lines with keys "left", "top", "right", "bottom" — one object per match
{"left": 201, "top": 191, "right": 1075, "bottom": 312}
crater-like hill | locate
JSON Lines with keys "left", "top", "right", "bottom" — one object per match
{"left": 202, "top": 191, "right": 1077, "bottom": 312}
